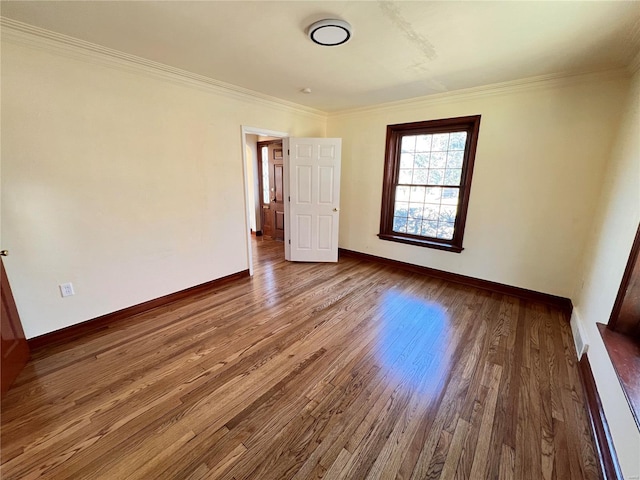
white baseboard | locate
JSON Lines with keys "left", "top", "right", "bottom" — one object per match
{"left": 570, "top": 309, "right": 590, "bottom": 359}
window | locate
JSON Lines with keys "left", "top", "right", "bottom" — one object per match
{"left": 379, "top": 115, "right": 481, "bottom": 253}
{"left": 260, "top": 146, "right": 270, "bottom": 205}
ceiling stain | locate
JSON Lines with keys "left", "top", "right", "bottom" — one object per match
{"left": 378, "top": 1, "right": 438, "bottom": 61}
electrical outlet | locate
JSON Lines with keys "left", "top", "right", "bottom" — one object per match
{"left": 59, "top": 282, "right": 75, "bottom": 297}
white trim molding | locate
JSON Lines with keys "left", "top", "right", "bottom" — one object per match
{"left": 2, "top": 16, "right": 633, "bottom": 119}
{"left": 328, "top": 68, "right": 630, "bottom": 119}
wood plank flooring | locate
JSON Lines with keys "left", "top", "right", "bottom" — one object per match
{"left": 1, "top": 238, "right": 600, "bottom": 479}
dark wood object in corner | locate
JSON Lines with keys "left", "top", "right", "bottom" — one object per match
{"left": 1, "top": 258, "right": 30, "bottom": 395}
{"left": 27, "top": 270, "right": 250, "bottom": 350}
{"left": 608, "top": 224, "right": 640, "bottom": 338}
{"left": 578, "top": 354, "right": 623, "bottom": 480}
{"left": 338, "top": 248, "right": 573, "bottom": 317}
{"left": 598, "top": 323, "right": 640, "bottom": 429}
{"left": 599, "top": 223, "right": 640, "bottom": 432}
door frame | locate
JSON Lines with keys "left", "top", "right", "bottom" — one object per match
{"left": 240, "top": 126, "right": 288, "bottom": 276}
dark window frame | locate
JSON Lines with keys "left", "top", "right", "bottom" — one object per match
{"left": 378, "top": 115, "right": 481, "bottom": 253}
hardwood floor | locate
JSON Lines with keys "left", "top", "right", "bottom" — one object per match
{"left": 1, "top": 238, "right": 600, "bottom": 479}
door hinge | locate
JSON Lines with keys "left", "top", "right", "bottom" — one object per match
{"left": 288, "top": 239, "right": 291, "bottom": 244}
{"left": 288, "top": 196, "right": 291, "bottom": 202}
{"left": 288, "top": 149, "right": 290, "bottom": 155}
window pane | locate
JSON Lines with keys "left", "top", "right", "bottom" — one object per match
{"left": 441, "top": 188, "right": 459, "bottom": 205}
{"left": 444, "top": 168, "right": 462, "bottom": 186}
{"left": 401, "top": 136, "right": 417, "bottom": 153}
{"left": 414, "top": 153, "right": 429, "bottom": 168}
{"left": 437, "top": 223, "right": 455, "bottom": 240}
{"left": 395, "top": 185, "right": 410, "bottom": 202}
{"left": 409, "top": 186, "right": 426, "bottom": 203}
{"left": 429, "top": 152, "right": 447, "bottom": 169}
{"left": 439, "top": 205, "right": 457, "bottom": 223}
{"left": 415, "top": 135, "right": 432, "bottom": 152}
{"left": 400, "top": 153, "right": 414, "bottom": 169}
{"left": 428, "top": 169, "right": 444, "bottom": 185}
{"left": 399, "top": 169, "right": 413, "bottom": 184}
{"left": 423, "top": 204, "right": 440, "bottom": 220}
{"left": 425, "top": 187, "right": 443, "bottom": 203}
{"left": 449, "top": 132, "right": 467, "bottom": 150}
{"left": 261, "top": 146, "right": 270, "bottom": 204}
{"left": 393, "top": 216, "right": 408, "bottom": 233}
{"left": 432, "top": 133, "right": 450, "bottom": 151}
{"left": 421, "top": 220, "right": 438, "bottom": 237}
{"left": 446, "top": 151, "right": 464, "bottom": 169}
{"left": 412, "top": 169, "right": 428, "bottom": 185}
{"left": 394, "top": 201, "right": 409, "bottom": 217}
{"left": 406, "top": 218, "right": 421, "bottom": 234}
{"left": 408, "top": 203, "right": 424, "bottom": 219}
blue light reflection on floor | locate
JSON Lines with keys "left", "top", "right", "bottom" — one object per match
{"left": 375, "top": 290, "right": 451, "bottom": 397}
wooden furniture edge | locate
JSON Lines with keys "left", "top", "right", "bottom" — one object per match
{"left": 338, "top": 248, "right": 573, "bottom": 316}
{"left": 27, "top": 269, "right": 250, "bottom": 350}
{"left": 577, "top": 353, "right": 624, "bottom": 480}
{"left": 597, "top": 323, "right": 640, "bottom": 430}
{"left": 607, "top": 223, "right": 640, "bottom": 333}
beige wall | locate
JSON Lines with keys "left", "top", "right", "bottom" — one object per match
{"left": 327, "top": 74, "right": 629, "bottom": 298}
{"left": 1, "top": 38, "right": 325, "bottom": 339}
{"left": 572, "top": 69, "right": 640, "bottom": 479}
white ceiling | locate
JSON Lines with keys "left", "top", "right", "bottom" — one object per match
{"left": 2, "top": 1, "right": 639, "bottom": 112}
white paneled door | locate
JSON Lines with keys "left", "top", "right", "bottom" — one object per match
{"left": 286, "top": 138, "right": 341, "bottom": 262}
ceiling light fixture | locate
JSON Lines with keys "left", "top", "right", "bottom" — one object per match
{"left": 307, "top": 19, "right": 352, "bottom": 46}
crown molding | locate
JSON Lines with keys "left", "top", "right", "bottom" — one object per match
{"left": 328, "top": 68, "right": 630, "bottom": 119}
{"left": 1, "top": 17, "right": 633, "bottom": 119}
{"left": 0, "top": 17, "right": 327, "bottom": 119}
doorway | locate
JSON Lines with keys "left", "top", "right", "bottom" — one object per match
{"left": 241, "top": 126, "right": 288, "bottom": 276}
{"left": 258, "top": 140, "right": 285, "bottom": 241}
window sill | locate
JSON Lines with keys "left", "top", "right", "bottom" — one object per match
{"left": 378, "top": 233, "right": 463, "bottom": 253}
{"left": 598, "top": 323, "right": 640, "bottom": 431}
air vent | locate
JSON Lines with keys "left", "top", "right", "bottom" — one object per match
{"left": 570, "top": 313, "right": 589, "bottom": 359}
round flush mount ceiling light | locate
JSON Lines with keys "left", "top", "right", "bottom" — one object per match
{"left": 307, "top": 19, "right": 352, "bottom": 46}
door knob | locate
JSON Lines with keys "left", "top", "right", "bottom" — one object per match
{"left": 0, "top": 250, "right": 8, "bottom": 256}
{"left": 333, "top": 208, "right": 340, "bottom": 212}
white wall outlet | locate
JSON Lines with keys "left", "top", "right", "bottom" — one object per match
{"left": 59, "top": 282, "right": 75, "bottom": 297}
